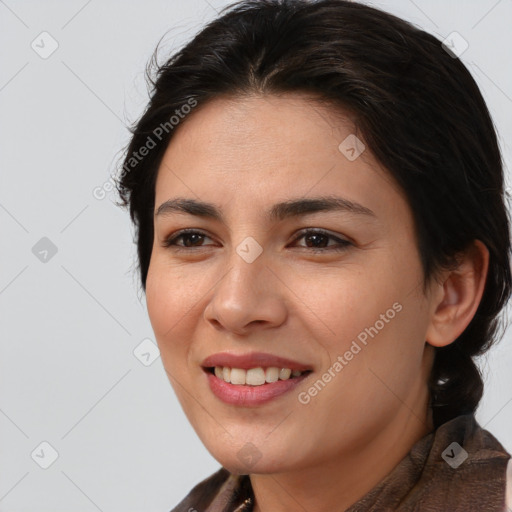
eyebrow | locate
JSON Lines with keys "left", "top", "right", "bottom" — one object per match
{"left": 155, "top": 195, "right": 375, "bottom": 222}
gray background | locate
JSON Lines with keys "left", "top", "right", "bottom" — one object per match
{"left": 1, "top": 0, "right": 511, "bottom": 510}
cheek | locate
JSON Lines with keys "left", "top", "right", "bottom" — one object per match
{"left": 314, "top": 261, "right": 426, "bottom": 392}
{"left": 145, "top": 261, "right": 193, "bottom": 359}
{"left": 146, "top": 256, "right": 199, "bottom": 330}
{"left": 297, "top": 266, "right": 396, "bottom": 348}
{"left": 145, "top": 262, "right": 202, "bottom": 412}
{"left": 338, "top": 290, "right": 429, "bottom": 419}
{"left": 146, "top": 262, "right": 170, "bottom": 339}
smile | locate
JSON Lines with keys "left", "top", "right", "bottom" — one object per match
{"left": 210, "top": 366, "right": 309, "bottom": 386}
{"left": 203, "top": 366, "right": 312, "bottom": 406}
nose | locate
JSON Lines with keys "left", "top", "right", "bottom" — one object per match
{"left": 203, "top": 251, "right": 287, "bottom": 336}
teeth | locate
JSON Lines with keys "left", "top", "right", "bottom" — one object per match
{"left": 230, "top": 368, "right": 246, "bottom": 385}
{"left": 265, "top": 367, "right": 279, "bottom": 383}
{"left": 212, "top": 366, "right": 306, "bottom": 386}
{"left": 246, "top": 367, "right": 266, "bottom": 386}
{"left": 279, "top": 368, "right": 291, "bottom": 380}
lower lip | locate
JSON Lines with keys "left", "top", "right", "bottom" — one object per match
{"left": 205, "top": 370, "right": 310, "bottom": 406}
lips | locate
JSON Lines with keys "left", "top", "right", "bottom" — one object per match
{"left": 201, "top": 351, "right": 313, "bottom": 406}
{"left": 201, "top": 351, "right": 313, "bottom": 371}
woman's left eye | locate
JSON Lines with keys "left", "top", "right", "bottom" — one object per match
{"left": 292, "top": 229, "right": 352, "bottom": 252}
{"left": 161, "top": 228, "right": 352, "bottom": 253}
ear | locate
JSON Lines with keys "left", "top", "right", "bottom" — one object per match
{"left": 425, "top": 240, "right": 489, "bottom": 348}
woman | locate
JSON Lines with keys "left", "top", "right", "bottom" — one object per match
{"left": 115, "top": 0, "right": 512, "bottom": 510}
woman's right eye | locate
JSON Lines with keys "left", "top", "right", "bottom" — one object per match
{"left": 162, "top": 230, "right": 213, "bottom": 250}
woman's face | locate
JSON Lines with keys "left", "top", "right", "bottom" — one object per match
{"left": 146, "top": 93, "right": 437, "bottom": 474}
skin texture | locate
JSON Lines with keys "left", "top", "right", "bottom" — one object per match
{"left": 145, "top": 92, "right": 489, "bottom": 512}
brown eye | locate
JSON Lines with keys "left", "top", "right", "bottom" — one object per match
{"left": 161, "top": 228, "right": 352, "bottom": 253}
{"left": 291, "top": 229, "right": 352, "bottom": 253}
{"left": 162, "top": 230, "right": 214, "bottom": 249}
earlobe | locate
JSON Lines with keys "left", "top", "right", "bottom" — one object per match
{"left": 425, "top": 240, "right": 489, "bottom": 348}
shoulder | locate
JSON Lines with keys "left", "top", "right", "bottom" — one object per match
{"left": 169, "top": 467, "right": 231, "bottom": 512}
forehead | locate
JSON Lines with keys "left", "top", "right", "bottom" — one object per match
{"left": 154, "top": 93, "right": 407, "bottom": 224}
{"left": 161, "top": 92, "right": 357, "bottom": 159}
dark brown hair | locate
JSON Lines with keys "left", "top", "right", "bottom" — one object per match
{"left": 115, "top": 0, "right": 512, "bottom": 429}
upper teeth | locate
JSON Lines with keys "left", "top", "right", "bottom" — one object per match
{"left": 214, "top": 366, "right": 304, "bottom": 386}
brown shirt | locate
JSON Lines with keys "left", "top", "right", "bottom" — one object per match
{"left": 170, "top": 414, "right": 511, "bottom": 511}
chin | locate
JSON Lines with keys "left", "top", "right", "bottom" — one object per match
{"left": 207, "top": 441, "right": 296, "bottom": 475}
{"left": 220, "top": 457, "right": 287, "bottom": 475}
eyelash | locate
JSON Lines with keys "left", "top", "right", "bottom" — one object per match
{"left": 161, "top": 228, "right": 352, "bottom": 253}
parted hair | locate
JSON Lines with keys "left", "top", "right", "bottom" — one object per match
{"left": 116, "top": 0, "right": 512, "bottom": 429}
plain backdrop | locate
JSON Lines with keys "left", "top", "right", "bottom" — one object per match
{"left": 1, "top": 0, "right": 511, "bottom": 510}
